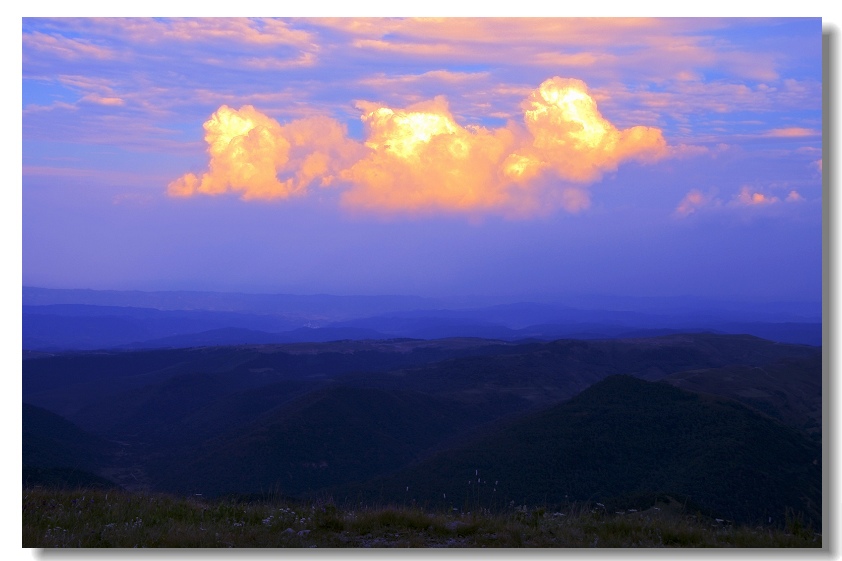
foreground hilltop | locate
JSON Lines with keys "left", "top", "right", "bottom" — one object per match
{"left": 23, "top": 487, "right": 821, "bottom": 548}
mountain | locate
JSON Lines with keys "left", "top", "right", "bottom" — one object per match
{"left": 350, "top": 376, "right": 821, "bottom": 527}
{"left": 22, "top": 403, "right": 119, "bottom": 488}
{"left": 662, "top": 355, "right": 822, "bottom": 439}
{"left": 151, "top": 384, "right": 522, "bottom": 497}
{"left": 116, "top": 326, "right": 391, "bottom": 349}
{"left": 22, "top": 287, "right": 438, "bottom": 318}
{"left": 23, "top": 304, "right": 305, "bottom": 350}
{"left": 22, "top": 287, "right": 822, "bottom": 350}
{"left": 21, "top": 333, "right": 821, "bottom": 529}
{"left": 23, "top": 338, "right": 516, "bottom": 418}
{"left": 337, "top": 334, "right": 821, "bottom": 410}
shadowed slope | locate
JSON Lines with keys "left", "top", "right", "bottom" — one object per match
{"left": 357, "top": 376, "right": 821, "bottom": 527}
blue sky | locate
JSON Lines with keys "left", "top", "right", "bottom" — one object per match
{"left": 20, "top": 17, "right": 825, "bottom": 304}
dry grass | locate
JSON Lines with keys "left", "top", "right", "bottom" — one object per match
{"left": 22, "top": 487, "right": 822, "bottom": 548}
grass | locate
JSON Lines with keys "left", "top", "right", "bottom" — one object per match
{"left": 22, "top": 486, "right": 822, "bottom": 548}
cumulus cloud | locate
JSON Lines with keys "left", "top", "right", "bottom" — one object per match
{"left": 168, "top": 105, "right": 363, "bottom": 200}
{"left": 514, "top": 77, "right": 667, "bottom": 183}
{"left": 340, "top": 96, "right": 521, "bottom": 214}
{"left": 169, "top": 76, "right": 670, "bottom": 216}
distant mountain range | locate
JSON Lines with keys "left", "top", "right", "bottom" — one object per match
{"left": 22, "top": 287, "right": 822, "bottom": 349}
{"left": 23, "top": 332, "right": 822, "bottom": 528}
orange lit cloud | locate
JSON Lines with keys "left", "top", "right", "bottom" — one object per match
{"left": 513, "top": 77, "right": 667, "bottom": 183}
{"left": 168, "top": 105, "right": 362, "bottom": 201}
{"left": 170, "top": 77, "right": 670, "bottom": 216}
{"left": 340, "top": 97, "right": 520, "bottom": 214}
{"left": 341, "top": 77, "right": 666, "bottom": 215}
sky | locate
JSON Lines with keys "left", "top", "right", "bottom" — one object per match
{"left": 20, "top": 17, "right": 825, "bottom": 305}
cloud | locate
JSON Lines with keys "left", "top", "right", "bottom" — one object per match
{"left": 168, "top": 105, "right": 363, "bottom": 200}
{"left": 514, "top": 77, "right": 667, "bottom": 183}
{"left": 358, "top": 70, "right": 490, "bottom": 88}
{"left": 238, "top": 52, "right": 318, "bottom": 71}
{"left": 23, "top": 30, "right": 115, "bottom": 61}
{"left": 340, "top": 97, "right": 521, "bottom": 214}
{"left": 674, "top": 189, "right": 716, "bottom": 217}
{"left": 676, "top": 185, "right": 808, "bottom": 218}
{"left": 601, "top": 78, "right": 821, "bottom": 140}
{"left": 169, "top": 76, "right": 670, "bottom": 216}
{"left": 73, "top": 18, "right": 316, "bottom": 48}
{"left": 733, "top": 186, "right": 780, "bottom": 206}
{"left": 309, "top": 18, "right": 792, "bottom": 84}
{"left": 531, "top": 52, "right": 618, "bottom": 68}
{"left": 763, "top": 127, "right": 820, "bottom": 138}
{"left": 81, "top": 93, "right": 125, "bottom": 106}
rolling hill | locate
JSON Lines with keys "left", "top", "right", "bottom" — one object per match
{"left": 348, "top": 376, "right": 821, "bottom": 527}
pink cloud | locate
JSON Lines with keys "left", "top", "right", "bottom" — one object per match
{"left": 674, "top": 189, "right": 716, "bottom": 217}
{"left": 733, "top": 186, "right": 780, "bottom": 206}
{"left": 23, "top": 30, "right": 115, "bottom": 60}
{"left": 764, "top": 127, "right": 820, "bottom": 138}
{"left": 786, "top": 190, "right": 805, "bottom": 202}
{"left": 86, "top": 17, "right": 315, "bottom": 48}
{"left": 81, "top": 93, "right": 124, "bottom": 106}
{"left": 311, "top": 18, "right": 782, "bottom": 83}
